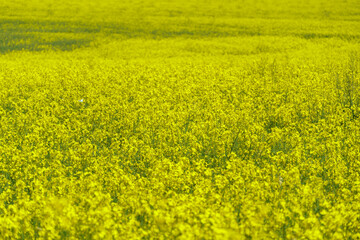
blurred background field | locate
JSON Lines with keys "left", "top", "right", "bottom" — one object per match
{"left": 0, "top": 0, "right": 359, "bottom": 54}
{"left": 0, "top": 0, "right": 360, "bottom": 239}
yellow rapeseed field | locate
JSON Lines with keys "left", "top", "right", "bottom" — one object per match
{"left": 0, "top": 0, "right": 360, "bottom": 239}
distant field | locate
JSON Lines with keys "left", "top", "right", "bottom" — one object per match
{"left": 0, "top": 0, "right": 360, "bottom": 239}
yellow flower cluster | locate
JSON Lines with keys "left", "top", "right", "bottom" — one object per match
{"left": 1, "top": 0, "right": 360, "bottom": 239}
